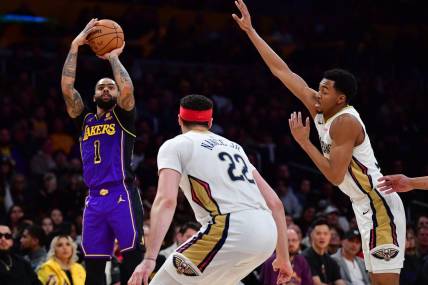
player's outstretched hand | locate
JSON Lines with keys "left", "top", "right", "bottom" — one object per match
{"left": 128, "top": 259, "right": 155, "bottom": 285}
{"left": 378, "top": 174, "right": 413, "bottom": 194}
{"left": 98, "top": 42, "right": 126, "bottom": 60}
{"left": 232, "top": 0, "right": 253, "bottom": 33}
{"left": 272, "top": 258, "right": 293, "bottom": 284}
{"left": 72, "top": 18, "right": 99, "bottom": 47}
{"left": 288, "top": 112, "right": 310, "bottom": 146}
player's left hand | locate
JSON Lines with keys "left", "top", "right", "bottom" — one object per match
{"left": 98, "top": 42, "right": 126, "bottom": 60}
{"left": 288, "top": 112, "right": 310, "bottom": 146}
{"left": 272, "top": 258, "right": 293, "bottom": 284}
{"left": 128, "top": 259, "right": 155, "bottom": 285}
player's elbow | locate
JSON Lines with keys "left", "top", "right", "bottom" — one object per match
{"left": 329, "top": 174, "right": 345, "bottom": 186}
{"left": 266, "top": 195, "right": 284, "bottom": 214}
{"left": 271, "top": 65, "right": 291, "bottom": 79}
{"left": 121, "top": 83, "right": 134, "bottom": 94}
{"left": 271, "top": 67, "right": 287, "bottom": 79}
{"left": 158, "top": 195, "right": 177, "bottom": 210}
{"left": 61, "top": 84, "right": 72, "bottom": 97}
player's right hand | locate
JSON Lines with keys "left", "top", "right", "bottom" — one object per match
{"left": 232, "top": 0, "right": 253, "bottom": 33}
{"left": 378, "top": 174, "right": 413, "bottom": 194}
{"left": 72, "top": 18, "right": 99, "bottom": 47}
{"left": 272, "top": 258, "right": 293, "bottom": 284}
{"left": 128, "top": 259, "right": 156, "bottom": 285}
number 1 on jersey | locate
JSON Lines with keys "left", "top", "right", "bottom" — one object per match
{"left": 94, "top": 140, "right": 101, "bottom": 164}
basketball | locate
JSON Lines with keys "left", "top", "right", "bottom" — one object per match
{"left": 87, "top": 19, "right": 124, "bottom": 56}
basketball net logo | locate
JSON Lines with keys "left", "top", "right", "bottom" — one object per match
{"left": 371, "top": 248, "right": 399, "bottom": 261}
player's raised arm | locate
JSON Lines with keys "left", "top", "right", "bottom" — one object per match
{"left": 232, "top": 0, "right": 318, "bottom": 118}
{"left": 61, "top": 18, "right": 98, "bottom": 118}
{"left": 98, "top": 43, "right": 135, "bottom": 111}
{"left": 378, "top": 174, "right": 428, "bottom": 193}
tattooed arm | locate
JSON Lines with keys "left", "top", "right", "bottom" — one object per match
{"left": 109, "top": 53, "right": 134, "bottom": 111}
{"left": 61, "top": 45, "right": 84, "bottom": 118}
{"left": 99, "top": 43, "right": 135, "bottom": 111}
{"left": 61, "top": 18, "right": 98, "bottom": 118}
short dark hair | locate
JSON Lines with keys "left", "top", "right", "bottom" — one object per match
{"left": 24, "top": 224, "right": 46, "bottom": 246}
{"left": 180, "top": 94, "right": 213, "bottom": 128}
{"left": 178, "top": 221, "right": 201, "bottom": 235}
{"left": 310, "top": 218, "right": 331, "bottom": 233}
{"left": 323, "top": 68, "right": 357, "bottom": 103}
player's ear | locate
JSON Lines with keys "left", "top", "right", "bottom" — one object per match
{"left": 337, "top": 94, "right": 346, "bottom": 105}
{"left": 178, "top": 115, "right": 182, "bottom": 126}
{"left": 208, "top": 118, "right": 213, "bottom": 129}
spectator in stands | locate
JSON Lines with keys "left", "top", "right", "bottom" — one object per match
{"left": 302, "top": 219, "right": 345, "bottom": 285}
{"left": 0, "top": 129, "right": 12, "bottom": 158}
{"left": 20, "top": 224, "right": 47, "bottom": 270}
{"left": 324, "top": 206, "right": 350, "bottom": 232}
{"left": 261, "top": 227, "right": 313, "bottom": 285}
{"left": 8, "top": 174, "right": 30, "bottom": 211}
{"left": 332, "top": 229, "right": 370, "bottom": 285}
{"left": 277, "top": 179, "right": 302, "bottom": 219}
{"left": 417, "top": 215, "right": 428, "bottom": 229}
{"left": 7, "top": 204, "right": 24, "bottom": 238}
{"left": 35, "top": 173, "right": 61, "bottom": 212}
{"left": 298, "top": 206, "right": 316, "bottom": 237}
{"left": 49, "top": 117, "right": 74, "bottom": 155}
{"left": 37, "top": 235, "right": 85, "bottom": 285}
{"left": 159, "top": 221, "right": 200, "bottom": 258}
{"left": 417, "top": 226, "right": 428, "bottom": 258}
{"left": 416, "top": 255, "right": 428, "bottom": 285}
{"left": 295, "top": 178, "right": 314, "bottom": 208}
{"left": 30, "top": 106, "right": 48, "bottom": 141}
{"left": 0, "top": 224, "right": 41, "bottom": 285}
{"left": 41, "top": 217, "right": 54, "bottom": 237}
{"left": 328, "top": 226, "right": 343, "bottom": 255}
{"left": 30, "top": 139, "right": 56, "bottom": 177}
{"left": 400, "top": 225, "right": 420, "bottom": 285}
{"left": 50, "top": 208, "right": 64, "bottom": 231}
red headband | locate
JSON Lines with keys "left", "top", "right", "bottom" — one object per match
{"left": 179, "top": 106, "right": 213, "bottom": 122}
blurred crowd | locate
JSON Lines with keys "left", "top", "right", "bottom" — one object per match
{"left": 1, "top": 0, "right": 428, "bottom": 284}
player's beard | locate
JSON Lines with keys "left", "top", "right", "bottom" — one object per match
{"left": 95, "top": 97, "right": 117, "bottom": 111}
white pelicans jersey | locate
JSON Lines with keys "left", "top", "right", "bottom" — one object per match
{"left": 314, "top": 106, "right": 405, "bottom": 273}
{"left": 157, "top": 130, "right": 269, "bottom": 225}
{"left": 314, "top": 106, "right": 382, "bottom": 201}
{"left": 155, "top": 130, "right": 275, "bottom": 284}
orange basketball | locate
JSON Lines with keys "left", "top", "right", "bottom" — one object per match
{"left": 87, "top": 19, "right": 124, "bottom": 56}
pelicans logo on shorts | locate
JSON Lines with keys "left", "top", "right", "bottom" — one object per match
{"left": 371, "top": 248, "right": 399, "bottom": 261}
{"left": 173, "top": 255, "right": 200, "bottom": 276}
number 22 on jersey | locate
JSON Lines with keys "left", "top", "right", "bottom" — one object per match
{"left": 218, "top": 151, "right": 255, "bottom": 184}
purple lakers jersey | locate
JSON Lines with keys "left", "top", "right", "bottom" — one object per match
{"left": 76, "top": 106, "right": 136, "bottom": 189}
